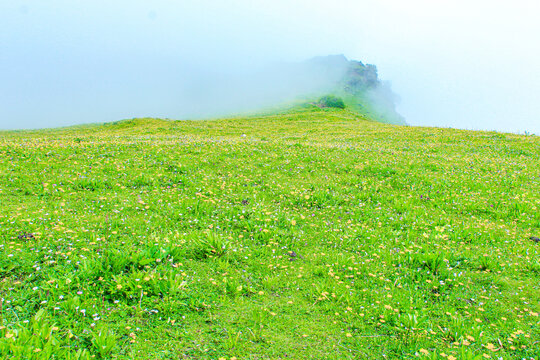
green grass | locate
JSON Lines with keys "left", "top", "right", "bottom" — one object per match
{"left": 0, "top": 107, "right": 539, "bottom": 359}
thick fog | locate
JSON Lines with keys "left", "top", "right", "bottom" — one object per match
{"left": 1, "top": 0, "right": 539, "bottom": 134}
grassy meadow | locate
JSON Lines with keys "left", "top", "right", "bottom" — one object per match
{"left": 0, "top": 107, "right": 539, "bottom": 359}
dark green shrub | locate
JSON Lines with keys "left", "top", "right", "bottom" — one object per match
{"left": 318, "top": 95, "right": 346, "bottom": 109}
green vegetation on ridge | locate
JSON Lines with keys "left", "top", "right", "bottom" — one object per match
{"left": 317, "top": 95, "right": 346, "bottom": 109}
{"left": 0, "top": 108, "right": 539, "bottom": 359}
{"left": 306, "top": 55, "right": 406, "bottom": 125}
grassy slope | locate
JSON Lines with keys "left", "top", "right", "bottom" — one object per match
{"left": 0, "top": 108, "right": 539, "bottom": 359}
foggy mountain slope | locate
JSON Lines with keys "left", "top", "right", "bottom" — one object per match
{"left": 179, "top": 54, "right": 405, "bottom": 125}
{"left": 337, "top": 57, "right": 406, "bottom": 125}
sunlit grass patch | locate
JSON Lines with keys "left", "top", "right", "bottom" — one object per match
{"left": 0, "top": 108, "right": 538, "bottom": 358}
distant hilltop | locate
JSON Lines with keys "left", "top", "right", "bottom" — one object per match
{"left": 229, "top": 54, "right": 405, "bottom": 125}
{"left": 302, "top": 55, "right": 406, "bottom": 125}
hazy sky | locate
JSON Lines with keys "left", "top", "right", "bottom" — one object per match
{"left": 1, "top": 0, "right": 539, "bottom": 133}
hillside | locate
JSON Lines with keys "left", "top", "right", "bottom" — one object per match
{"left": 305, "top": 55, "right": 406, "bottom": 125}
{"left": 0, "top": 108, "right": 539, "bottom": 359}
